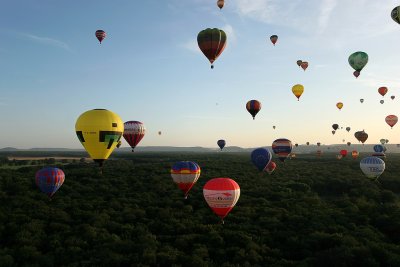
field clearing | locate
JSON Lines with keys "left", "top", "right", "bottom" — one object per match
{"left": 7, "top": 156, "right": 88, "bottom": 161}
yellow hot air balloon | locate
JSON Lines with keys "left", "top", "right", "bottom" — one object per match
{"left": 336, "top": 102, "right": 343, "bottom": 110}
{"left": 292, "top": 84, "right": 304, "bottom": 101}
{"left": 75, "top": 109, "right": 123, "bottom": 167}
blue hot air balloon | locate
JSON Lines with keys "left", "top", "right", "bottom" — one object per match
{"left": 373, "top": 144, "right": 384, "bottom": 153}
{"left": 360, "top": 157, "right": 385, "bottom": 180}
{"left": 217, "top": 139, "right": 226, "bottom": 151}
{"left": 251, "top": 148, "right": 272, "bottom": 171}
{"left": 272, "top": 138, "right": 293, "bottom": 162}
{"left": 35, "top": 167, "right": 65, "bottom": 198}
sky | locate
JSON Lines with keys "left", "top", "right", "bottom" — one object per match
{"left": 1, "top": 0, "right": 400, "bottom": 149}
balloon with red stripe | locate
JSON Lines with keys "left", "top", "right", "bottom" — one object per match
{"left": 171, "top": 161, "right": 201, "bottom": 199}
{"left": 95, "top": 30, "right": 106, "bottom": 44}
{"left": 246, "top": 100, "right": 261, "bottom": 120}
{"left": 123, "top": 121, "right": 145, "bottom": 152}
{"left": 272, "top": 138, "right": 293, "bottom": 162}
{"left": 385, "top": 115, "right": 398, "bottom": 129}
{"left": 197, "top": 28, "right": 227, "bottom": 69}
{"left": 265, "top": 161, "right": 277, "bottom": 174}
{"left": 35, "top": 167, "right": 65, "bottom": 198}
{"left": 203, "top": 178, "right": 240, "bottom": 224}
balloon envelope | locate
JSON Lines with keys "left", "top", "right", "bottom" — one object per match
{"left": 217, "top": 0, "right": 224, "bottom": 9}
{"left": 171, "top": 161, "right": 201, "bottom": 198}
{"left": 272, "top": 138, "right": 293, "bottom": 162}
{"left": 373, "top": 144, "right": 384, "bottom": 153}
{"left": 378, "top": 87, "right": 388, "bottom": 97}
{"left": 217, "top": 139, "right": 226, "bottom": 150}
{"left": 391, "top": 6, "right": 400, "bottom": 24}
{"left": 346, "top": 127, "right": 351, "bottom": 132}
{"left": 336, "top": 102, "right": 343, "bottom": 110}
{"left": 203, "top": 178, "right": 240, "bottom": 222}
{"left": 300, "top": 61, "right": 308, "bottom": 71}
{"left": 292, "top": 84, "right": 304, "bottom": 101}
{"left": 296, "top": 60, "right": 302, "bottom": 67}
{"left": 340, "top": 150, "right": 348, "bottom": 157}
{"left": 265, "top": 161, "right": 277, "bottom": 174}
{"left": 385, "top": 115, "right": 398, "bottom": 128}
{"left": 35, "top": 167, "right": 65, "bottom": 198}
{"left": 197, "top": 28, "right": 227, "bottom": 68}
{"left": 251, "top": 148, "right": 272, "bottom": 171}
{"left": 246, "top": 100, "right": 261, "bottom": 119}
{"left": 360, "top": 157, "right": 385, "bottom": 180}
{"left": 95, "top": 30, "right": 106, "bottom": 43}
{"left": 351, "top": 150, "right": 359, "bottom": 159}
{"left": 332, "top": 124, "right": 339, "bottom": 131}
{"left": 348, "top": 51, "right": 368, "bottom": 73}
{"left": 75, "top": 109, "right": 123, "bottom": 167}
{"left": 123, "top": 121, "right": 145, "bottom": 151}
{"left": 270, "top": 35, "right": 278, "bottom": 45}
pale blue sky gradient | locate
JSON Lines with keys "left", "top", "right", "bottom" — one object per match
{"left": 0, "top": 0, "right": 400, "bottom": 149}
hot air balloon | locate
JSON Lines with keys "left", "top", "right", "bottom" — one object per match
{"left": 385, "top": 115, "right": 398, "bottom": 128}
{"left": 317, "top": 142, "right": 321, "bottom": 146}
{"left": 332, "top": 124, "right": 339, "bottom": 131}
{"left": 95, "top": 30, "right": 106, "bottom": 44}
{"left": 337, "top": 155, "right": 343, "bottom": 160}
{"left": 346, "top": 127, "right": 351, "bottom": 132}
{"left": 246, "top": 100, "right": 261, "bottom": 120}
{"left": 379, "top": 139, "right": 386, "bottom": 145}
{"left": 75, "top": 109, "right": 123, "bottom": 168}
{"left": 273, "top": 125, "right": 276, "bottom": 130}
{"left": 391, "top": 95, "right": 395, "bottom": 100}
{"left": 380, "top": 100, "right": 384, "bottom": 104}
{"left": 347, "top": 142, "right": 351, "bottom": 146}
{"left": 354, "top": 130, "right": 368, "bottom": 144}
{"left": 217, "top": 0, "right": 224, "bottom": 9}
{"left": 217, "top": 139, "right": 226, "bottom": 150}
{"left": 385, "top": 139, "right": 389, "bottom": 144}
{"left": 35, "top": 167, "right": 65, "bottom": 198}
{"left": 360, "top": 157, "right": 385, "bottom": 180}
{"left": 265, "top": 161, "right": 276, "bottom": 174}
{"left": 340, "top": 149, "right": 348, "bottom": 157}
{"left": 342, "top": 139, "right": 345, "bottom": 143}
{"left": 351, "top": 150, "right": 359, "bottom": 159}
{"left": 300, "top": 61, "right": 308, "bottom": 71}
{"left": 123, "top": 121, "right": 145, "bottom": 152}
{"left": 306, "top": 142, "right": 310, "bottom": 146}
{"left": 251, "top": 148, "right": 272, "bottom": 171}
{"left": 292, "top": 84, "right": 304, "bottom": 101}
{"left": 197, "top": 28, "right": 227, "bottom": 69}
{"left": 203, "top": 178, "right": 240, "bottom": 224}
{"left": 295, "top": 143, "right": 299, "bottom": 147}
{"left": 360, "top": 99, "right": 364, "bottom": 103}
{"left": 374, "top": 144, "right": 384, "bottom": 153}
{"left": 171, "top": 161, "right": 201, "bottom": 199}
{"left": 332, "top": 130, "right": 336, "bottom": 135}
{"left": 336, "top": 102, "right": 343, "bottom": 110}
{"left": 296, "top": 60, "right": 302, "bottom": 67}
{"left": 272, "top": 138, "right": 293, "bottom": 163}
{"left": 270, "top": 35, "right": 278, "bottom": 46}
{"left": 158, "top": 131, "right": 162, "bottom": 135}
{"left": 348, "top": 51, "right": 368, "bottom": 78}
{"left": 378, "top": 87, "right": 388, "bottom": 97}
{"left": 391, "top": 6, "right": 400, "bottom": 24}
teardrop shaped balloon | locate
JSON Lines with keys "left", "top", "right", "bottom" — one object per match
{"left": 246, "top": 100, "right": 261, "bottom": 120}
{"left": 347, "top": 142, "right": 351, "bottom": 146}
{"left": 332, "top": 124, "right": 339, "bottom": 131}
{"left": 75, "top": 109, "right": 123, "bottom": 167}
{"left": 391, "top": 6, "right": 400, "bottom": 24}
{"left": 353, "top": 71, "right": 360, "bottom": 78}
{"left": 296, "top": 60, "right": 302, "bottom": 67}
{"left": 391, "top": 95, "right": 395, "bottom": 100}
{"left": 306, "top": 142, "right": 310, "bottom": 146}
{"left": 295, "top": 143, "right": 299, "bottom": 147}
{"left": 385, "top": 115, "right": 398, "bottom": 128}
{"left": 351, "top": 150, "right": 359, "bottom": 159}
{"left": 251, "top": 148, "right": 272, "bottom": 171}
{"left": 346, "top": 127, "right": 351, "bottom": 132}
{"left": 123, "top": 121, "right": 145, "bottom": 152}
{"left": 217, "top": 0, "right": 224, "bottom": 9}
{"left": 348, "top": 51, "right": 368, "bottom": 77}
{"left": 292, "top": 84, "right": 304, "bottom": 101}
{"left": 317, "top": 142, "right": 321, "bottom": 146}
{"left": 217, "top": 139, "right": 226, "bottom": 150}
{"left": 360, "top": 157, "right": 385, "bottom": 180}
{"left": 378, "top": 87, "right": 388, "bottom": 97}
{"left": 197, "top": 28, "right": 227, "bottom": 69}
{"left": 336, "top": 102, "right": 343, "bottom": 110}
{"left": 380, "top": 100, "right": 384, "bottom": 104}
{"left": 355, "top": 130, "right": 368, "bottom": 144}
{"left": 272, "top": 138, "right": 293, "bottom": 163}
{"left": 203, "top": 178, "right": 240, "bottom": 224}
{"left": 95, "top": 30, "right": 106, "bottom": 44}
{"left": 300, "top": 61, "right": 308, "bottom": 71}
{"left": 35, "top": 167, "right": 65, "bottom": 198}
{"left": 273, "top": 125, "right": 276, "bottom": 129}
{"left": 380, "top": 139, "right": 386, "bottom": 145}
{"left": 171, "top": 161, "right": 201, "bottom": 199}
{"left": 270, "top": 35, "right": 278, "bottom": 46}
{"left": 158, "top": 131, "right": 162, "bottom": 135}
{"left": 360, "top": 99, "right": 364, "bottom": 103}
{"left": 332, "top": 130, "right": 336, "bottom": 135}
{"left": 265, "top": 161, "right": 277, "bottom": 174}
{"left": 340, "top": 149, "right": 348, "bottom": 157}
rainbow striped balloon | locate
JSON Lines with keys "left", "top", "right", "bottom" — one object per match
{"left": 171, "top": 161, "right": 201, "bottom": 199}
{"left": 272, "top": 138, "right": 293, "bottom": 162}
{"left": 35, "top": 167, "right": 65, "bottom": 198}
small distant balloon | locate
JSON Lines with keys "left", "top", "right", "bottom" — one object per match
{"left": 346, "top": 127, "right": 351, "bottom": 132}
{"left": 300, "top": 61, "right": 308, "bottom": 71}
{"left": 296, "top": 60, "right": 302, "bottom": 67}
{"left": 264, "top": 161, "right": 277, "bottom": 175}
{"left": 351, "top": 150, "right": 359, "bottom": 159}
{"left": 95, "top": 30, "right": 106, "bottom": 44}
{"left": 158, "top": 131, "right": 162, "bottom": 135}
{"left": 380, "top": 100, "right": 384, "bottom": 104}
{"left": 336, "top": 102, "right": 343, "bottom": 110}
{"left": 347, "top": 142, "right": 351, "bottom": 146}
{"left": 391, "top": 95, "right": 395, "bottom": 100}
{"left": 246, "top": 100, "right": 262, "bottom": 120}
{"left": 340, "top": 150, "right": 348, "bottom": 157}
{"left": 360, "top": 99, "right": 364, "bottom": 103}
{"left": 270, "top": 35, "right": 278, "bottom": 46}
{"left": 332, "top": 130, "right": 336, "bottom": 135}
{"left": 306, "top": 142, "right": 310, "bottom": 146}
{"left": 217, "top": 0, "right": 224, "bottom": 9}
{"left": 378, "top": 87, "right": 388, "bottom": 97}
{"left": 385, "top": 115, "right": 398, "bottom": 129}
{"left": 332, "top": 124, "right": 339, "bottom": 131}
{"left": 292, "top": 84, "right": 304, "bottom": 101}
{"left": 273, "top": 125, "right": 276, "bottom": 130}
{"left": 217, "top": 139, "right": 226, "bottom": 150}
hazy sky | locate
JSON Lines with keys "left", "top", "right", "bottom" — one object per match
{"left": 1, "top": 0, "right": 400, "bottom": 149}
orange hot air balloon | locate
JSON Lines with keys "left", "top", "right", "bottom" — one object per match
{"left": 385, "top": 115, "right": 398, "bottom": 129}
{"left": 336, "top": 102, "right": 343, "bottom": 110}
{"left": 217, "top": 0, "right": 224, "bottom": 9}
{"left": 378, "top": 87, "right": 388, "bottom": 97}
{"left": 197, "top": 28, "right": 227, "bottom": 69}
{"left": 292, "top": 84, "right": 304, "bottom": 101}
{"left": 300, "top": 61, "right": 308, "bottom": 71}
{"left": 203, "top": 178, "right": 240, "bottom": 224}
{"left": 351, "top": 150, "right": 359, "bottom": 159}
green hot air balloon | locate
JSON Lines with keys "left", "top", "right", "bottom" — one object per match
{"left": 348, "top": 51, "right": 368, "bottom": 78}
{"left": 197, "top": 28, "right": 227, "bottom": 69}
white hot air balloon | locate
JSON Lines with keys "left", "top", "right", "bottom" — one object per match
{"left": 360, "top": 157, "right": 385, "bottom": 180}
